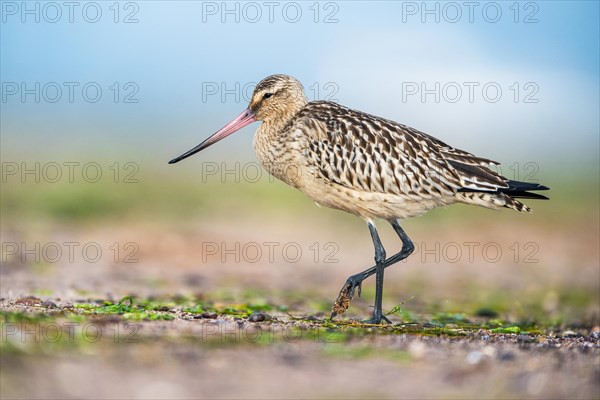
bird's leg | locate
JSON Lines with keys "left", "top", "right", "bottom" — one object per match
{"left": 363, "top": 222, "right": 389, "bottom": 324}
{"left": 331, "top": 220, "right": 414, "bottom": 320}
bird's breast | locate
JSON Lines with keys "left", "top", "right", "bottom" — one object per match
{"left": 253, "top": 125, "right": 312, "bottom": 189}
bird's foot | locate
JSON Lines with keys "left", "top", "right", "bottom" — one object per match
{"left": 362, "top": 314, "right": 392, "bottom": 325}
{"left": 330, "top": 274, "right": 364, "bottom": 319}
{"left": 363, "top": 315, "right": 392, "bottom": 325}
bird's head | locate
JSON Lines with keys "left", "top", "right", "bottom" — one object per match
{"left": 249, "top": 74, "right": 308, "bottom": 123}
{"left": 169, "top": 74, "right": 307, "bottom": 164}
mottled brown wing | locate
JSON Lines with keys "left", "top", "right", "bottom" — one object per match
{"left": 295, "top": 101, "right": 509, "bottom": 196}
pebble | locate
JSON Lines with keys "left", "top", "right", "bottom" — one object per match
{"left": 465, "top": 346, "right": 495, "bottom": 365}
{"left": 41, "top": 300, "right": 58, "bottom": 309}
{"left": 475, "top": 308, "right": 499, "bottom": 318}
{"left": 201, "top": 312, "right": 218, "bottom": 319}
{"left": 466, "top": 351, "right": 483, "bottom": 365}
{"left": 14, "top": 296, "right": 42, "bottom": 306}
{"left": 517, "top": 334, "right": 534, "bottom": 343}
{"left": 498, "top": 351, "right": 516, "bottom": 361}
{"left": 560, "top": 330, "right": 580, "bottom": 338}
{"left": 248, "top": 312, "right": 271, "bottom": 322}
{"left": 478, "top": 330, "right": 491, "bottom": 341}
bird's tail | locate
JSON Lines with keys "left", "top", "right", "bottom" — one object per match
{"left": 500, "top": 180, "right": 550, "bottom": 200}
{"left": 456, "top": 180, "right": 549, "bottom": 212}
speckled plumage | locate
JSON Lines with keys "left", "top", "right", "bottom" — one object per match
{"left": 251, "top": 75, "right": 546, "bottom": 221}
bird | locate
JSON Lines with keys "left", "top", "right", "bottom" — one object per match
{"left": 169, "top": 74, "right": 549, "bottom": 324}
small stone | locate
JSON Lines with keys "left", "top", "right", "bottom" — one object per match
{"left": 41, "top": 300, "right": 58, "bottom": 309}
{"left": 589, "top": 327, "right": 599, "bottom": 340}
{"left": 475, "top": 308, "right": 499, "bottom": 318}
{"left": 517, "top": 334, "right": 534, "bottom": 343}
{"left": 498, "top": 351, "right": 516, "bottom": 361}
{"left": 154, "top": 305, "right": 171, "bottom": 312}
{"left": 201, "top": 312, "right": 218, "bottom": 319}
{"left": 466, "top": 351, "right": 484, "bottom": 365}
{"left": 14, "top": 296, "right": 42, "bottom": 306}
{"left": 248, "top": 312, "right": 270, "bottom": 322}
{"left": 560, "top": 330, "right": 579, "bottom": 338}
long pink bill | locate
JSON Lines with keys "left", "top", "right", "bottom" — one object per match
{"left": 169, "top": 109, "right": 256, "bottom": 164}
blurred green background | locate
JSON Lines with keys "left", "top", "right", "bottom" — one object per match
{"left": 1, "top": 1, "right": 598, "bottom": 323}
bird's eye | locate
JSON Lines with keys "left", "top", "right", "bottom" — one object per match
{"left": 263, "top": 92, "right": 273, "bottom": 99}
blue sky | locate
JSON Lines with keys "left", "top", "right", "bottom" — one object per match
{"left": 1, "top": 1, "right": 599, "bottom": 172}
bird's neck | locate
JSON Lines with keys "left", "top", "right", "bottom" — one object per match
{"left": 262, "top": 98, "right": 308, "bottom": 135}
{"left": 253, "top": 98, "right": 308, "bottom": 182}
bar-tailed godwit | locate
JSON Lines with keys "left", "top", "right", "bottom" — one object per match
{"left": 170, "top": 74, "right": 549, "bottom": 324}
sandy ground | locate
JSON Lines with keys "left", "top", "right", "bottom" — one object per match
{"left": 1, "top": 212, "right": 599, "bottom": 399}
{"left": 2, "top": 314, "right": 598, "bottom": 400}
